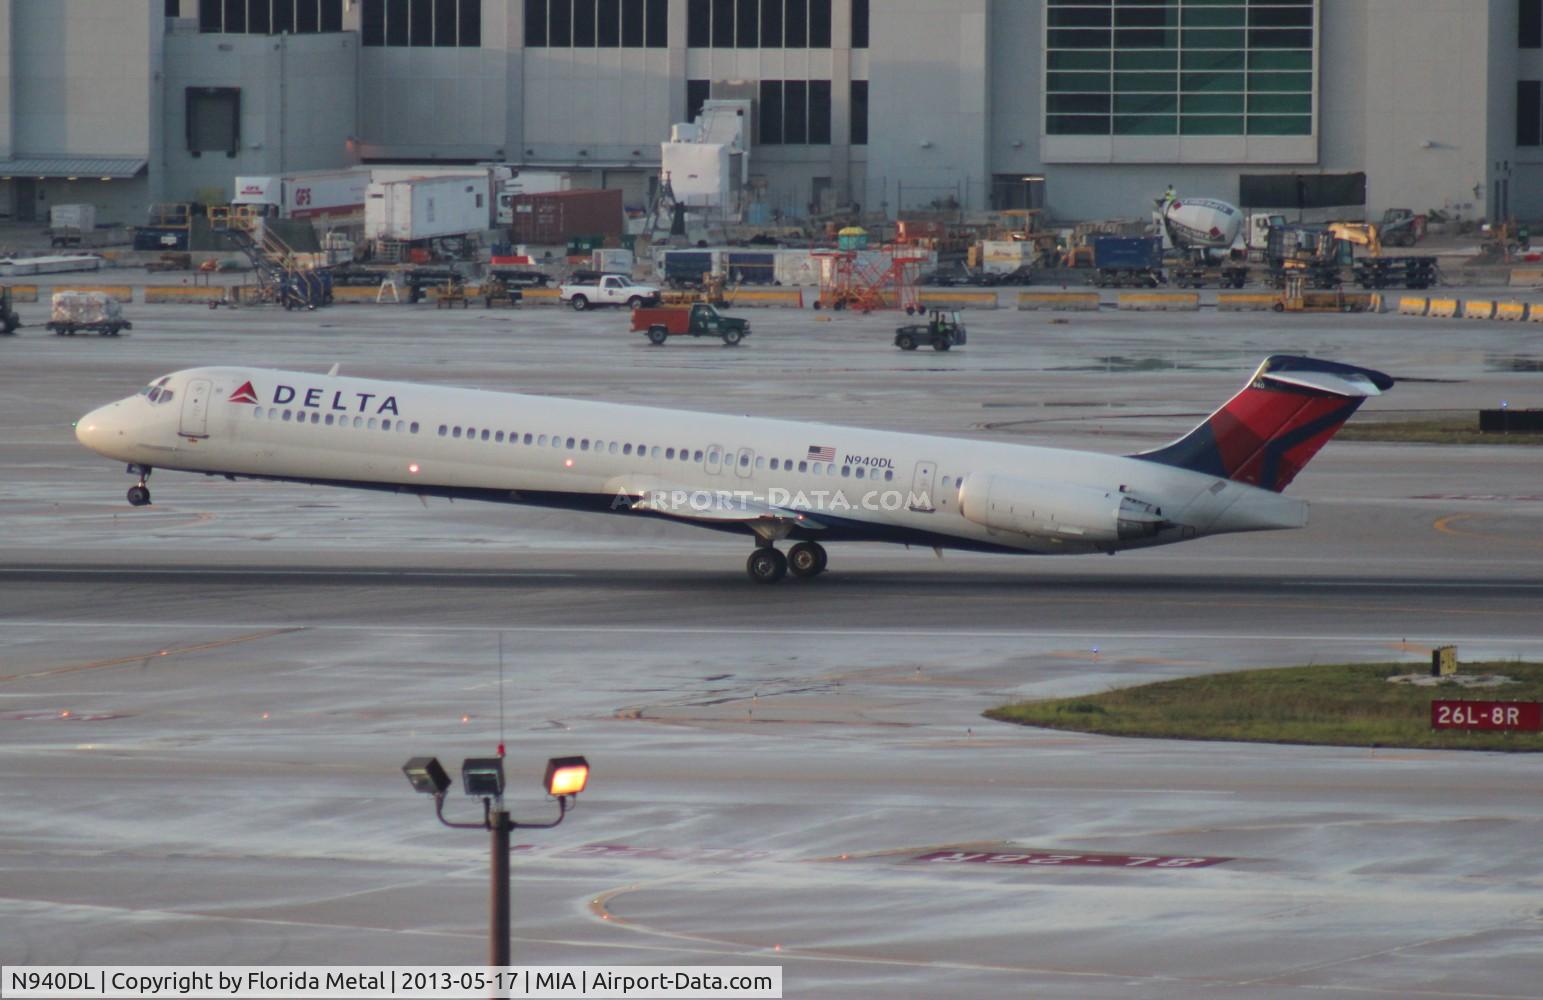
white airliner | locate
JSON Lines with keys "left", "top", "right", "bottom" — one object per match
{"left": 76, "top": 355, "right": 1392, "bottom": 582}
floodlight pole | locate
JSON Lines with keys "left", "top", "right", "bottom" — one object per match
{"left": 432, "top": 793, "right": 571, "bottom": 967}
{"left": 491, "top": 806, "right": 510, "bottom": 968}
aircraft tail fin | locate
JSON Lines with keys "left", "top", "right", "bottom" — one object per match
{"left": 1133, "top": 355, "right": 1393, "bottom": 493}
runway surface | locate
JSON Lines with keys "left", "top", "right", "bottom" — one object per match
{"left": 3, "top": 303, "right": 1542, "bottom": 997}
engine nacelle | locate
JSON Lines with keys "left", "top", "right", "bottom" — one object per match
{"left": 958, "top": 474, "right": 1166, "bottom": 544}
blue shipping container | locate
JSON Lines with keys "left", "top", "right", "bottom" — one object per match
{"left": 1092, "top": 235, "right": 1162, "bottom": 270}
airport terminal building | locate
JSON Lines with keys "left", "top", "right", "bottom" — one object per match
{"left": 0, "top": 0, "right": 1537, "bottom": 228}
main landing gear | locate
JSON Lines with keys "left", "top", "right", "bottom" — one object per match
{"left": 126, "top": 464, "right": 153, "bottom": 507}
{"left": 745, "top": 540, "right": 828, "bottom": 584}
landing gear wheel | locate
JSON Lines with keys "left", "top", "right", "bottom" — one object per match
{"left": 746, "top": 547, "right": 788, "bottom": 584}
{"left": 126, "top": 485, "right": 152, "bottom": 507}
{"left": 787, "top": 541, "right": 827, "bottom": 579}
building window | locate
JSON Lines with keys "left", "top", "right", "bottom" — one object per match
{"left": 759, "top": 79, "right": 830, "bottom": 144}
{"left": 687, "top": 79, "right": 711, "bottom": 122}
{"left": 1044, "top": 0, "right": 1314, "bottom": 138}
{"left": 186, "top": 87, "right": 240, "bottom": 157}
{"left": 1519, "top": 81, "right": 1542, "bottom": 146}
{"left": 200, "top": 0, "right": 345, "bottom": 33}
{"left": 688, "top": 0, "right": 830, "bottom": 48}
{"left": 167, "top": 0, "right": 181, "bottom": 15}
{"left": 527, "top": 0, "right": 661, "bottom": 47}
{"left": 850, "top": 79, "right": 868, "bottom": 144}
{"left": 851, "top": 0, "right": 868, "bottom": 48}
{"left": 362, "top": 0, "right": 480, "bottom": 46}
{"left": 1524, "top": 0, "right": 1542, "bottom": 48}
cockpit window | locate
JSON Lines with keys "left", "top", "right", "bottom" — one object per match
{"left": 139, "top": 376, "right": 175, "bottom": 405}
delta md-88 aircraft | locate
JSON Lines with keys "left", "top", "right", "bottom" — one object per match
{"left": 76, "top": 355, "right": 1392, "bottom": 583}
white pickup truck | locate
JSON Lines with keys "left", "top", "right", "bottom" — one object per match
{"left": 559, "top": 274, "right": 661, "bottom": 311}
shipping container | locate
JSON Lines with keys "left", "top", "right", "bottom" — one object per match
{"left": 663, "top": 250, "right": 715, "bottom": 287}
{"left": 365, "top": 175, "right": 492, "bottom": 242}
{"left": 49, "top": 204, "right": 96, "bottom": 232}
{"left": 507, "top": 189, "right": 624, "bottom": 245}
{"left": 726, "top": 251, "right": 776, "bottom": 285}
{"left": 233, "top": 169, "right": 371, "bottom": 220}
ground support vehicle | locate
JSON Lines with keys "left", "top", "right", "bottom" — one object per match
{"left": 1092, "top": 236, "right": 1165, "bottom": 287}
{"left": 894, "top": 311, "right": 966, "bottom": 351}
{"left": 1272, "top": 273, "right": 1375, "bottom": 313}
{"left": 435, "top": 278, "right": 468, "bottom": 309}
{"left": 1, "top": 287, "right": 21, "bottom": 334}
{"left": 632, "top": 303, "right": 749, "bottom": 346}
{"left": 1266, "top": 224, "right": 1436, "bottom": 290}
{"left": 486, "top": 267, "right": 552, "bottom": 288}
{"left": 1379, "top": 208, "right": 1427, "bottom": 247}
{"left": 561, "top": 274, "right": 661, "bottom": 311}
{"left": 1169, "top": 261, "right": 1248, "bottom": 288}
{"left": 480, "top": 275, "right": 523, "bottom": 308}
{"left": 48, "top": 291, "right": 130, "bottom": 336}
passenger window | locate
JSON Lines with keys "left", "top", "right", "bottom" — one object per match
{"left": 523, "top": 433, "right": 533, "bottom": 444}
{"left": 651, "top": 446, "right": 661, "bottom": 458}
{"left": 382, "top": 419, "right": 392, "bottom": 431}
{"left": 538, "top": 434, "right": 548, "bottom": 446}
{"left": 581, "top": 439, "right": 590, "bottom": 451}
{"left": 566, "top": 437, "right": 575, "bottom": 449}
{"left": 495, "top": 430, "right": 504, "bottom": 442}
{"left": 282, "top": 409, "right": 292, "bottom": 422}
{"left": 353, "top": 416, "right": 364, "bottom": 428}
{"left": 666, "top": 448, "right": 675, "bottom": 459}
{"left": 453, "top": 427, "right": 462, "bottom": 439}
{"left": 609, "top": 442, "right": 619, "bottom": 454}
{"left": 770, "top": 458, "right": 779, "bottom": 470}
{"left": 438, "top": 425, "right": 448, "bottom": 436}
{"left": 707, "top": 449, "right": 718, "bottom": 463}
{"left": 624, "top": 443, "right": 633, "bottom": 455}
{"left": 311, "top": 412, "right": 320, "bottom": 424}
{"left": 478, "top": 429, "right": 488, "bottom": 441}
{"left": 811, "top": 464, "right": 821, "bottom": 476}
{"left": 941, "top": 476, "right": 951, "bottom": 488}
{"left": 885, "top": 470, "right": 894, "bottom": 481}
{"left": 411, "top": 422, "right": 420, "bottom": 434}
{"left": 841, "top": 466, "right": 850, "bottom": 478}
{"left": 855, "top": 467, "right": 865, "bottom": 479}
{"left": 366, "top": 418, "right": 376, "bottom": 430}
{"left": 798, "top": 461, "right": 808, "bottom": 472}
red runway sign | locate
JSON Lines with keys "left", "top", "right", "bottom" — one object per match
{"left": 910, "top": 850, "right": 1229, "bottom": 869}
{"left": 1431, "top": 700, "right": 1542, "bottom": 731}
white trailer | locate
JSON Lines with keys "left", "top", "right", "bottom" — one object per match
{"left": 233, "top": 170, "right": 371, "bottom": 220}
{"left": 364, "top": 175, "right": 491, "bottom": 242}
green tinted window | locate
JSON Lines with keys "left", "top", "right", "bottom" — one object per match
{"left": 1183, "top": 28, "right": 1244, "bottom": 48}
{"left": 1047, "top": 93, "right": 1112, "bottom": 114}
{"left": 1182, "top": 8, "right": 1245, "bottom": 27}
{"left": 1048, "top": 50, "right": 1111, "bottom": 70}
{"left": 1248, "top": 114, "right": 1311, "bottom": 135}
{"left": 1248, "top": 49, "right": 1311, "bottom": 70}
{"left": 1115, "top": 50, "right": 1178, "bottom": 70}
{"left": 1181, "top": 115, "right": 1244, "bottom": 135}
{"left": 1047, "top": 72, "right": 1112, "bottom": 92}
{"left": 1047, "top": 115, "right": 1112, "bottom": 135}
{"left": 1115, "top": 93, "right": 1178, "bottom": 115}
{"left": 1247, "top": 92, "right": 1310, "bottom": 114}
{"left": 1181, "top": 92, "right": 1243, "bottom": 114}
{"left": 1248, "top": 72, "right": 1312, "bottom": 92}
{"left": 1115, "top": 115, "right": 1177, "bottom": 135}
{"left": 1115, "top": 71, "right": 1177, "bottom": 92}
{"left": 1184, "top": 49, "right": 1245, "bottom": 70}
{"left": 1182, "top": 71, "right": 1244, "bottom": 92}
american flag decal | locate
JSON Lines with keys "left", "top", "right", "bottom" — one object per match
{"left": 807, "top": 445, "right": 836, "bottom": 462}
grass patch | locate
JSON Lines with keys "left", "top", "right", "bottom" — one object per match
{"left": 1338, "top": 414, "right": 1543, "bottom": 445}
{"left": 986, "top": 662, "right": 1543, "bottom": 751}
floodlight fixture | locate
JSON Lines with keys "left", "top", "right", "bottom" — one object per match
{"left": 461, "top": 756, "right": 505, "bottom": 798}
{"left": 402, "top": 756, "right": 451, "bottom": 795}
{"left": 543, "top": 756, "right": 590, "bottom": 798}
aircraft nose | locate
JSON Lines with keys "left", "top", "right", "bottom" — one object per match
{"left": 76, "top": 402, "right": 123, "bottom": 454}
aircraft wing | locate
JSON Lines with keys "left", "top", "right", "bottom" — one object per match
{"left": 615, "top": 477, "right": 827, "bottom": 531}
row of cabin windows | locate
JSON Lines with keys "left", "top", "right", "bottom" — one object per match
{"left": 433, "top": 422, "right": 898, "bottom": 481}
{"left": 255, "top": 407, "right": 421, "bottom": 433}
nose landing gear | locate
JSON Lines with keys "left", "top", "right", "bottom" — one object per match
{"left": 126, "top": 464, "right": 152, "bottom": 506}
